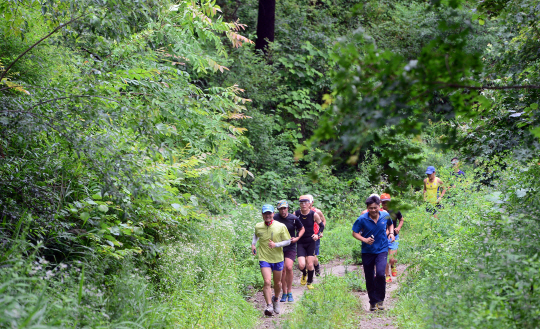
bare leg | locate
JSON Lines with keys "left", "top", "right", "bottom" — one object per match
{"left": 273, "top": 269, "right": 282, "bottom": 299}
{"left": 261, "top": 267, "right": 273, "bottom": 305}
{"left": 297, "top": 256, "right": 306, "bottom": 271}
{"left": 306, "top": 256, "right": 315, "bottom": 271}
{"left": 313, "top": 255, "right": 319, "bottom": 266}
{"left": 283, "top": 257, "right": 294, "bottom": 294}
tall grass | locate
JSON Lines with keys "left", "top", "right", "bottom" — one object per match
{"left": 0, "top": 205, "right": 262, "bottom": 328}
{"left": 281, "top": 275, "right": 361, "bottom": 329}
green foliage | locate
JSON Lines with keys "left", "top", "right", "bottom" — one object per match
{"left": 395, "top": 159, "right": 540, "bottom": 328}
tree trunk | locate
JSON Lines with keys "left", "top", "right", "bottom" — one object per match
{"left": 255, "top": 0, "right": 275, "bottom": 53}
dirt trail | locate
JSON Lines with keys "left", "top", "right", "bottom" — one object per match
{"left": 251, "top": 260, "right": 358, "bottom": 329}
{"left": 354, "top": 264, "right": 408, "bottom": 329}
{"left": 249, "top": 261, "right": 408, "bottom": 329}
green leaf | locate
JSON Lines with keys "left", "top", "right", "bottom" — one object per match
{"left": 98, "top": 204, "right": 109, "bottom": 213}
{"left": 80, "top": 212, "right": 90, "bottom": 226}
{"left": 531, "top": 103, "right": 538, "bottom": 110}
{"left": 92, "top": 192, "right": 102, "bottom": 200}
{"left": 478, "top": 18, "right": 485, "bottom": 25}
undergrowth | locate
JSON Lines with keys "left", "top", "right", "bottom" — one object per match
{"left": 281, "top": 275, "right": 361, "bottom": 329}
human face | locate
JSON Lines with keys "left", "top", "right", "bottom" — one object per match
{"left": 299, "top": 200, "right": 310, "bottom": 212}
{"left": 381, "top": 201, "right": 389, "bottom": 210}
{"left": 278, "top": 207, "right": 288, "bottom": 217}
{"left": 262, "top": 212, "right": 273, "bottom": 223}
{"left": 367, "top": 203, "right": 380, "bottom": 217}
{"left": 427, "top": 172, "right": 435, "bottom": 180}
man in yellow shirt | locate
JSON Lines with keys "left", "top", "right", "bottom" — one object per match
{"left": 251, "top": 204, "right": 292, "bottom": 316}
{"left": 423, "top": 166, "right": 446, "bottom": 218}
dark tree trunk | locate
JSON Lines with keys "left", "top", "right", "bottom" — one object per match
{"left": 255, "top": 0, "right": 275, "bottom": 53}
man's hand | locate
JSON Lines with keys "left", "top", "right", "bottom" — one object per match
{"left": 388, "top": 234, "right": 395, "bottom": 243}
{"left": 363, "top": 237, "right": 374, "bottom": 245}
{"left": 312, "top": 234, "right": 319, "bottom": 241}
{"left": 268, "top": 240, "right": 276, "bottom": 248}
{"left": 251, "top": 244, "right": 257, "bottom": 255}
{"left": 291, "top": 237, "right": 300, "bottom": 244}
{"left": 395, "top": 227, "right": 401, "bottom": 235}
{"left": 319, "top": 232, "right": 323, "bottom": 238}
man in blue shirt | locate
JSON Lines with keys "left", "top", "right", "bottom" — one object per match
{"left": 352, "top": 195, "right": 395, "bottom": 311}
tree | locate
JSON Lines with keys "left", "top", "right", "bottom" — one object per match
{"left": 255, "top": 0, "right": 276, "bottom": 52}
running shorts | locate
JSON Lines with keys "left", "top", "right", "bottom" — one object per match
{"left": 259, "top": 261, "right": 284, "bottom": 272}
{"left": 314, "top": 239, "right": 321, "bottom": 256}
{"left": 425, "top": 203, "right": 443, "bottom": 215}
{"left": 388, "top": 234, "right": 399, "bottom": 250}
{"left": 283, "top": 249, "right": 296, "bottom": 261}
{"left": 297, "top": 241, "right": 316, "bottom": 258}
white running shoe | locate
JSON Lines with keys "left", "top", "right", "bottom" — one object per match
{"left": 264, "top": 304, "right": 274, "bottom": 316}
{"left": 272, "top": 296, "right": 280, "bottom": 314}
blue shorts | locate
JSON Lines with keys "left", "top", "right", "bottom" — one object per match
{"left": 259, "top": 261, "right": 284, "bottom": 272}
{"left": 315, "top": 239, "right": 320, "bottom": 256}
{"left": 388, "top": 235, "right": 399, "bottom": 250}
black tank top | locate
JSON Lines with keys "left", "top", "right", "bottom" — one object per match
{"left": 295, "top": 209, "right": 315, "bottom": 243}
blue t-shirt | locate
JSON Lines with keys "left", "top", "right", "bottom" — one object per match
{"left": 352, "top": 211, "right": 391, "bottom": 254}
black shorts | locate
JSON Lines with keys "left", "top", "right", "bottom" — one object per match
{"left": 426, "top": 203, "right": 443, "bottom": 215}
{"left": 283, "top": 249, "right": 296, "bottom": 261}
{"left": 297, "top": 241, "right": 316, "bottom": 258}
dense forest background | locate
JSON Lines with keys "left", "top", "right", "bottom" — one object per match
{"left": 1, "top": 0, "right": 540, "bottom": 328}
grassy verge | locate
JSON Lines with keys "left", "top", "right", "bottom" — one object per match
{"left": 281, "top": 275, "right": 362, "bottom": 329}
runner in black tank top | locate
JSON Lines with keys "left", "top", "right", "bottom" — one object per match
{"left": 295, "top": 209, "right": 315, "bottom": 244}
{"left": 295, "top": 195, "right": 325, "bottom": 290}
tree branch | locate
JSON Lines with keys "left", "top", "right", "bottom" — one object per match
{"left": 0, "top": 15, "right": 85, "bottom": 82}
{"left": 28, "top": 95, "right": 120, "bottom": 110}
{"left": 441, "top": 83, "right": 540, "bottom": 90}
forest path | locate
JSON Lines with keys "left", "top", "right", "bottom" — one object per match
{"left": 353, "top": 264, "right": 408, "bottom": 329}
{"left": 251, "top": 261, "right": 408, "bottom": 329}
{"left": 252, "top": 259, "right": 358, "bottom": 329}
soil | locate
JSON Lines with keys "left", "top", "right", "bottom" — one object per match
{"left": 248, "top": 261, "right": 408, "bottom": 329}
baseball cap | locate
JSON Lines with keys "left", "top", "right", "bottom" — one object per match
{"left": 426, "top": 166, "right": 436, "bottom": 174}
{"left": 380, "top": 193, "right": 391, "bottom": 201}
{"left": 262, "top": 204, "right": 274, "bottom": 213}
{"left": 299, "top": 195, "right": 310, "bottom": 202}
{"left": 276, "top": 200, "right": 289, "bottom": 209}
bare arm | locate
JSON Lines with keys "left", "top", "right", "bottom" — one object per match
{"left": 292, "top": 226, "right": 305, "bottom": 243}
{"left": 423, "top": 179, "right": 427, "bottom": 201}
{"left": 438, "top": 178, "right": 447, "bottom": 199}
{"left": 317, "top": 209, "right": 327, "bottom": 226}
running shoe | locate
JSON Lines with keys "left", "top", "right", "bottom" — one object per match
{"left": 376, "top": 301, "right": 385, "bottom": 310}
{"left": 300, "top": 274, "right": 307, "bottom": 285}
{"left": 307, "top": 284, "right": 314, "bottom": 290}
{"left": 264, "top": 304, "right": 273, "bottom": 316}
{"left": 287, "top": 293, "right": 294, "bottom": 302}
{"left": 370, "top": 304, "right": 377, "bottom": 311}
{"left": 272, "top": 296, "right": 280, "bottom": 314}
{"left": 280, "top": 293, "right": 287, "bottom": 302}
{"left": 391, "top": 266, "right": 397, "bottom": 277}
{"left": 386, "top": 275, "right": 392, "bottom": 283}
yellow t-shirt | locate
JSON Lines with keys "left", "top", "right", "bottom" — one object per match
{"left": 425, "top": 177, "right": 441, "bottom": 204}
{"left": 254, "top": 221, "right": 291, "bottom": 263}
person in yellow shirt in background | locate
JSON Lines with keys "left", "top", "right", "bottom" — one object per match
{"left": 423, "top": 166, "right": 447, "bottom": 218}
{"left": 251, "top": 204, "right": 292, "bottom": 316}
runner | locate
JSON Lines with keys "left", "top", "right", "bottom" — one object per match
{"left": 306, "top": 194, "right": 326, "bottom": 276}
{"left": 451, "top": 157, "right": 465, "bottom": 178}
{"left": 274, "top": 200, "right": 305, "bottom": 303}
{"left": 361, "top": 194, "right": 383, "bottom": 215}
{"left": 294, "top": 195, "right": 324, "bottom": 290}
{"left": 379, "top": 193, "right": 404, "bottom": 283}
{"left": 251, "top": 204, "right": 292, "bottom": 316}
{"left": 352, "top": 195, "right": 395, "bottom": 311}
{"left": 423, "top": 166, "right": 446, "bottom": 218}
